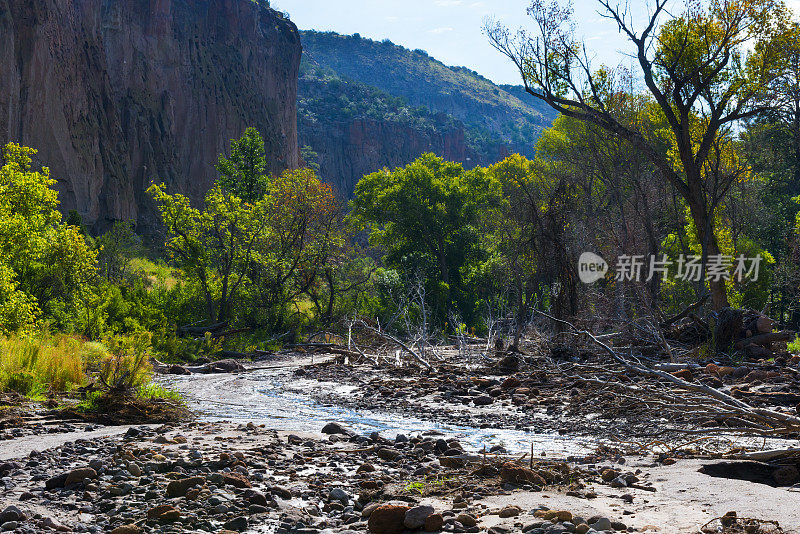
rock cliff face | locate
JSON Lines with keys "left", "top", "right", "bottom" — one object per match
{"left": 300, "top": 117, "right": 487, "bottom": 197}
{"left": 0, "top": 0, "right": 301, "bottom": 230}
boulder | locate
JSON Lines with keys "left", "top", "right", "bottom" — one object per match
{"left": 368, "top": 504, "right": 410, "bottom": 534}
{"left": 147, "top": 504, "right": 181, "bottom": 522}
{"left": 473, "top": 395, "right": 494, "bottom": 406}
{"left": 501, "top": 376, "right": 521, "bottom": 389}
{"left": 376, "top": 447, "right": 401, "bottom": 461}
{"left": 0, "top": 508, "right": 24, "bottom": 524}
{"left": 223, "top": 516, "right": 248, "bottom": 532}
{"left": 498, "top": 505, "right": 521, "bottom": 518}
{"left": 456, "top": 513, "right": 477, "bottom": 527}
{"left": 322, "top": 422, "right": 355, "bottom": 436}
{"left": 773, "top": 465, "right": 799, "bottom": 486}
{"left": 357, "top": 463, "right": 376, "bottom": 473}
{"left": 166, "top": 476, "right": 205, "bottom": 498}
{"left": 221, "top": 472, "right": 251, "bottom": 488}
{"left": 404, "top": 505, "right": 435, "bottom": 529}
{"left": 329, "top": 488, "right": 350, "bottom": 504}
{"left": 424, "top": 513, "right": 444, "bottom": 532}
{"left": 497, "top": 355, "right": 520, "bottom": 372}
{"left": 499, "top": 462, "right": 546, "bottom": 486}
{"left": 46, "top": 467, "right": 97, "bottom": 489}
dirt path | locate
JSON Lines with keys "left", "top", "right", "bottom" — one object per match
{"left": 0, "top": 425, "right": 134, "bottom": 460}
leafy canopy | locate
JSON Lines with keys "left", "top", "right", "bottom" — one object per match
{"left": 216, "top": 127, "right": 270, "bottom": 202}
{"left": 350, "top": 153, "right": 502, "bottom": 319}
{"left": 0, "top": 143, "right": 98, "bottom": 333}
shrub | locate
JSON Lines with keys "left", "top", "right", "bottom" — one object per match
{"left": 93, "top": 334, "right": 152, "bottom": 393}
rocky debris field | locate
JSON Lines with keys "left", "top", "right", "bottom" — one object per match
{"left": 293, "top": 344, "right": 800, "bottom": 441}
{"left": 0, "top": 419, "right": 736, "bottom": 534}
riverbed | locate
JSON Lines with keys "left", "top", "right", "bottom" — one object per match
{"left": 157, "top": 357, "right": 596, "bottom": 456}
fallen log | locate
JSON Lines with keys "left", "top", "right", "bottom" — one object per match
{"left": 734, "top": 330, "right": 793, "bottom": 349}
{"left": 285, "top": 342, "right": 363, "bottom": 359}
{"left": 729, "top": 447, "right": 800, "bottom": 461}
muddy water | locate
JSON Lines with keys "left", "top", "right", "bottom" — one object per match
{"left": 158, "top": 361, "right": 596, "bottom": 456}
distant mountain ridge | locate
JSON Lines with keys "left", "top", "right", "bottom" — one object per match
{"left": 296, "top": 30, "right": 557, "bottom": 196}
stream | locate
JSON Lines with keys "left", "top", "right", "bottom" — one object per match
{"left": 157, "top": 360, "right": 597, "bottom": 456}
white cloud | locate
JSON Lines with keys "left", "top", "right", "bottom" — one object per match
{"left": 434, "top": 0, "right": 464, "bottom": 6}
{"left": 429, "top": 26, "right": 455, "bottom": 34}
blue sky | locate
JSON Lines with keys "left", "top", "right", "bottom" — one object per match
{"left": 271, "top": 0, "right": 800, "bottom": 86}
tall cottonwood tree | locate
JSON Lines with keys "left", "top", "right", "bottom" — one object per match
{"left": 486, "top": 0, "right": 789, "bottom": 309}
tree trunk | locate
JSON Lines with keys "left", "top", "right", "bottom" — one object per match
{"left": 687, "top": 196, "right": 729, "bottom": 311}
{"left": 512, "top": 274, "right": 525, "bottom": 350}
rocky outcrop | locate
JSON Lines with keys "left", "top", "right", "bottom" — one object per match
{"left": 0, "top": 0, "right": 301, "bottom": 231}
{"left": 300, "top": 116, "right": 487, "bottom": 196}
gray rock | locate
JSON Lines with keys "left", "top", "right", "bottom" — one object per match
{"left": 321, "top": 422, "right": 355, "bottom": 436}
{"left": 328, "top": 488, "right": 349, "bottom": 503}
{"left": 404, "top": 504, "right": 435, "bottom": 529}
{"left": 610, "top": 475, "right": 628, "bottom": 488}
{"left": 361, "top": 502, "right": 381, "bottom": 518}
{"left": 0, "top": 507, "right": 24, "bottom": 523}
{"left": 590, "top": 517, "right": 612, "bottom": 531}
{"left": 473, "top": 395, "right": 494, "bottom": 406}
{"left": 223, "top": 516, "right": 248, "bottom": 532}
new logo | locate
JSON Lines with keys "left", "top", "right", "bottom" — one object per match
{"left": 578, "top": 252, "right": 608, "bottom": 283}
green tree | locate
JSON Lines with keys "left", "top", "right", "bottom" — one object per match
{"left": 0, "top": 143, "right": 98, "bottom": 333}
{"left": 247, "top": 168, "right": 343, "bottom": 329}
{"left": 216, "top": 127, "right": 269, "bottom": 202}
{"left": 486, "top": 0, "right": 790, "bottom": 310}
{"left": 147, "top": 183, "right": 267, "bottom": 325}
{"left": 149, "top": 167, "right": 342, "bottom": 329}
{"left": 350, "top": 153, "right": 502, "bottom": 322}
{"left": 96, "top": 221, "right": 143, "bottom": 282}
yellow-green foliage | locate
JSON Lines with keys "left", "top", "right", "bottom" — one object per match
{"left": 0, "top": 143, "right": 98, "bottom": 334}
{"left": 0, "top": 334, "right": 104, "bottom": 395}
{"left": 128, "top": 257, "right": 179, "bottom": 289}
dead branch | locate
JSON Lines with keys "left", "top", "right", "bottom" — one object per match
{"left": 535, "top": 309, "right": 800, "bottom": 437}
{"left": 734, "top": 330, "right": 793, "bottom": 349}
{"left": 353, "top": 318, "right": 433, "bottom": 369}
{"left": 660, "top": 295, "right": 709, "bottom": 328}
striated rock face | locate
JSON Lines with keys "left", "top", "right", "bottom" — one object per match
{"left": 0, "top": 0, "right": 301, "bottom": 231}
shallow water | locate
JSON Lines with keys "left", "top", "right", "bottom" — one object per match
{"left": 158, "top": 364, "right": 596, "bottom": 456}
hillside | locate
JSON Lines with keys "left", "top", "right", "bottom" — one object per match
{"left": 297, "top": 30, "right": 557, "bottom": 195}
